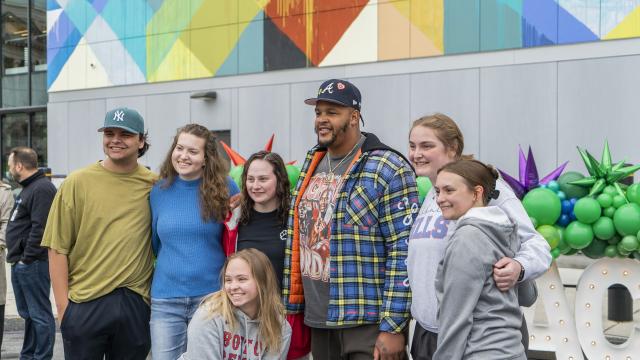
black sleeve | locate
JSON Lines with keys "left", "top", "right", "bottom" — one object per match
{"left": 22, "top": 183, "right": 57, "bottom": 262}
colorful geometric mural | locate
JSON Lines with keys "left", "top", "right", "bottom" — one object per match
{"left": 47, "top": 0, "right": 640, "bottom": 92}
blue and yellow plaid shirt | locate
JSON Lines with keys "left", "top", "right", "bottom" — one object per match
{"left": 282, "top": 134, "right": 419, "bottom": 333}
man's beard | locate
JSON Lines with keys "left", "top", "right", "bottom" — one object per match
{"left": 316, "top": 122, "right": 349, "bottom": 147}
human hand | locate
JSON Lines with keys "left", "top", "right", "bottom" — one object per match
{"left": 493, "top": 257, "right": 522, "bottom": 291}
{"left": 373, "top": 332, "right": 406, "bottom": 360}
{"left": 57, "top": 299, "right": 69, "bottom": 324}
{"left": 229, "top": 193, "right": 241, "bottom": 210}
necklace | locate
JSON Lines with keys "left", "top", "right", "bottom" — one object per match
{"left": 326, "top": 140, "right": 360, "bottom": 181}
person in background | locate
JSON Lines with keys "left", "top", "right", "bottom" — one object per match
{"left": 150, "top": 123, "right": 239, "bottom": 360}
{"left": 433, "top": 159, "right": 526, "bottom": 359}
{"left": 180, "top": 249, "right": 292, "bottom": 360}
{"left": 6, "top": 147, "right": 57, "bottom": 359}
{"left": 43, "top": 107, "right": 154, "bottom": 359}
{"left": 407, "top": 113, "right": 550, "bottom": 359}
{"left": 0, "top": 179, "right": 14, "bottom": 350}
{"left": 223, "top": 150, "right": 310, "bottom": 359}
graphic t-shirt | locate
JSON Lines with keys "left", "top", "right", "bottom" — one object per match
{"left": 298, "top": 136, "right": 365, "bottom": 328}
{"left": 237, "top": 209, "right": 287, "bottom": 290}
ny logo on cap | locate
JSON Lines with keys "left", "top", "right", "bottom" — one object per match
{"left": 113, "top": 110, "right": 125, "bottom": 122}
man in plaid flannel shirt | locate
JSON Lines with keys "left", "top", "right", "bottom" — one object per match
{"left": 282, "top": 79, "right": 419, "bottom": 359}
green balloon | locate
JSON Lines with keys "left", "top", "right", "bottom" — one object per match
{"left": 627, "top": 183, "right": 640, "bottom": 204}
{"left": 557, "top": 171, "right": 588, "bottom": 199}
{"left": 603, "top": 185, "right": 617, "bottom": 197}
{"left": 564, "top": 221, "right": 594, "bottom": 249}
{"left": 416, "top": 177, "right": 432, "bottom": 204}
{"left": 596, "top": 193, "right": 613, "bottom": 208}
{"left": 603, "top": 207, "right": 616, "bottom": 218}
{"left": 229, "top": 165, "right": 244, "bottom": 189}
{"left": 537, "top": 225, "right": 560, "bottom": 250}
{"left": 581, "top": 238, "right": 607, "bottom": 259}
{"left": 620, "top": 235, "right": 639, "bottom": 251}
{"left": 551, "top": 248, "right": 561, "bottom": 259}
{"left": 608, "top": 235, "right": 621, "bottom": 245}
{"left": 617, "top": 242, "right": 632, "bottom": 256}
{"left": 555, "top": 226, "right": 572, "bottom": 255}
{"left": 592, "top": 217, "right": 615, "bottom": 240}
{"left": 613, "top": 203, "right": 640, "bottom": 236}
{"left": 573, "top": 198, "right": 601, "bottom": 224}
{"left": 604, "top": 245, "right": 618, "bottom": 258}
{"left": 612, "top": 195, "right": 627, "bottom": 208}
{"left": 285, "top": 165, "right": 301, "bottom": 191}
{"left": 565, "top": 248, "right": 579, "bottom": 255}
{"left": 522, "top": 188, "right": 561, "bottom": 225}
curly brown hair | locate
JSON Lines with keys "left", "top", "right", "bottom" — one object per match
{"left": 239, "top": 151, "right": 290, "bottom": 226}
{"left": 159, "top": 124, "right": 230, "bottom": 221}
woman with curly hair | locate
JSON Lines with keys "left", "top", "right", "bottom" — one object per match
{"left": 150, "top": 123, "right": 240, "bottom": 360}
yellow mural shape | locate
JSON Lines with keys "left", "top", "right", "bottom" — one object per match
{"left": 409, "top": 0, "right": 444, "bottom": 53}
{"left": 604, "top": 5, "right": 640, "bottom": 40}
{"left": 148, "top": 32, "right": 192, "bottom": 82}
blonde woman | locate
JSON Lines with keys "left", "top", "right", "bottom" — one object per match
{"left": 180, "top": 249, "right": 292, "bottom": 359}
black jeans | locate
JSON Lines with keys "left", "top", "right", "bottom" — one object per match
{"left": 61, "top": 288, "right": 151, "bottom": 360}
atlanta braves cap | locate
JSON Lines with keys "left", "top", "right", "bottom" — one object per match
{"left": 98, "top": 107, "right": 145, "bottom": 134}
{"left": 304, "top": 79, "right": 362, "bottom": 110}
{"left": 305, "top": 79, "right": 364, "bottom": 124}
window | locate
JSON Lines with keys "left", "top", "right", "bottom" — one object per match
{"left": 0, "top": 111, "right": 47, "bottom": 178}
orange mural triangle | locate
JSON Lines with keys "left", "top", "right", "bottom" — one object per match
{"left": 264, "top": 0, "right": 368, "bottom": 65}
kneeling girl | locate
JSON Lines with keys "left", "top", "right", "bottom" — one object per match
{"left": 180, "top": 248, "right": 292, "bottom": 360}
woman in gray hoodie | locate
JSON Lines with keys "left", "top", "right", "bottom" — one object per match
{"left": 180, "top": 249, "right": 292, "bottom": 360}
{"left": 433, "top": 159, "right": 526, "bottom": 360}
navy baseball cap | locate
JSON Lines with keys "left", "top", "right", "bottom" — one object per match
{"left": 98, "top": 107, "right": 145, "bottom": 134}
{"left": 305, "top": 79, "right": 364, "bottom": 124}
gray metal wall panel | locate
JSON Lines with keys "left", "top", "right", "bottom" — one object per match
{"left": 558, "top": 55, "right": 640, "bottom": 174}
{"left": 410, "top": 69, "right": 481, "bottom": 157}
{"left": 479, "top": 63, "right": 558, "bottom": 175}
{"left": 351, "top": 75, "right": 411, "bottom": 155}
{"left": 190, "top": 89, "right": 232, "bottom": 131}
{"left": 290, "top": 82, "right": 320, "bottom": 165}
{"left": 66, "top": 100, "right": 105, "bottom": 172}
{"left": 47, "top": 102, "right": 69, "bottom": 175}
{"left": 145, "top": 93, "right": 191, "bottom": 172}
{"left": 238, "top": 85, "right": 291, "bottom": 161}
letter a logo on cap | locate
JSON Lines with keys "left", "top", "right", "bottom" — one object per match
{"left": 113, "top": 110, "right": 125, "bottom": 122}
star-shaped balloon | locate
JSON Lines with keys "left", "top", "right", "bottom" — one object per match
{"left": 498, "top": 146, "right": 568, "bottom": 199}
{"left": 569, "top": 140, "right": 640, "bottom": 198}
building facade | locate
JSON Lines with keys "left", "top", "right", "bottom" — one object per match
{"left": 46, "top": 0, "right": 640, "bottom": 176}
{"left": 1, "top": 0, "right": 47, "bottom": 176}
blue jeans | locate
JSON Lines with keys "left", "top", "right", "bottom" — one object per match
{"left": 11, "top": 259, "right": 55, "bottom": 360}
{"left": 150, "top": 295, "right": 206, "bottom": 360}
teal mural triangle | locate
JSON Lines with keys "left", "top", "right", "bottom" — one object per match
{"left": 238, "top": 12, "right": 264, "bottom": 74}
{"left": 216, "top": 46, "right": 238, "bottom": 76}
{"left": 63, "top": 0, "right": 98, "bottom": 34}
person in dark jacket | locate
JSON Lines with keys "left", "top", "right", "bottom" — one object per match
{"left": 7, "top": 146, "right": 57, "bottom": 360}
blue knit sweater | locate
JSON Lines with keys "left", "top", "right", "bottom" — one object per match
{"left": 150, "top": 176, "right": 239, "bottom": 298}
